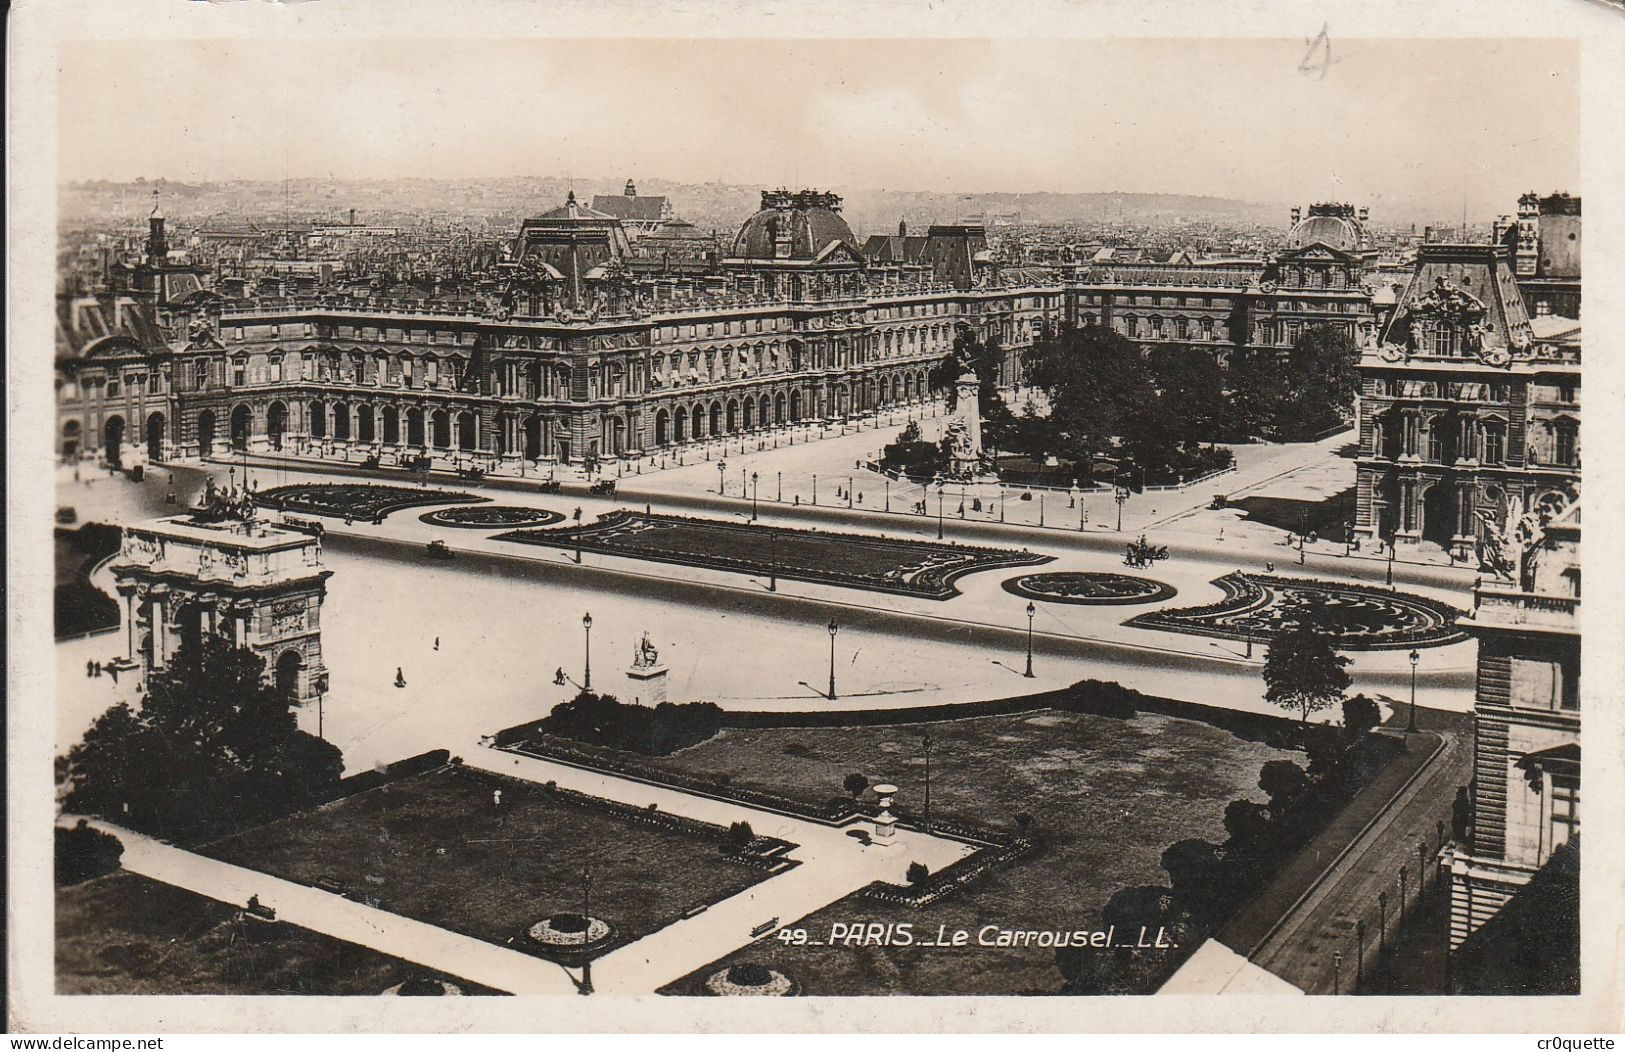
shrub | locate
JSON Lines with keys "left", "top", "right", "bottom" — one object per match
{"left": 549, "top": 913, "right": 589, "bottom": 933}
{"left": 540, "top": 690, "right": 725, "bottom": 755}
{"left": 726, "top": 962, "right": 773, "bottom": 986}
{"left": 906, "top": 861, "right": 930, "bottom": 884}
{"left": 1342, "top": 694, "right": 1382, "bottom": 738}
{"left": 55, "top": 820, "right": 123, "bottom": 885}
{"left": 724, "top": 821, "right": 755, "bottom": 852}
{"left": 843, "top": 772, "right": 869, "bottom": 798}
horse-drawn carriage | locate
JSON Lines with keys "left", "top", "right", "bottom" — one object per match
{"left": 1124, "top": 535, "right": 1169, "bottom": 568}
{"left": 457, "top": 465, "right": 487, "bottom": 481}
{"left": 402, "top": 454, "right": 433, "bottom": 475}
{"left": 537, "top": 478, "right": 563, "bottom": 494}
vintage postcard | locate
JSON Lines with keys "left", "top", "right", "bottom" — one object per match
{"left": 7, "top": 0, "right": 1623, "bottom": 1035}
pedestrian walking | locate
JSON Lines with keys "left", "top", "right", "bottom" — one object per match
{"left": 395, "top": 667, "right": 407, "bottom": 688}
{"left": 434, "top": 637, "right": 440, "bottom": 651}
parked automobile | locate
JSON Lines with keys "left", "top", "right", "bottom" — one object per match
{"left": 589, "top": 480, "right": 616, "bottom": 496}
{"left": 426, "top": 539, "right": 454, "bottom": 560}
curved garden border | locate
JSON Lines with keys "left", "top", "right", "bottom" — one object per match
{"left": 1002, "top": 571, "right": 1176, "bottom": 606}
{"left": 419, "top": 505, "right": 565, "bottom": 530}
{"left": 1123, "top": 572, "right": 1468, "bottom": 651}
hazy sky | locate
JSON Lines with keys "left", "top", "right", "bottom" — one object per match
{"left": 57, "top": 37, "right": 1577, "bottom": 214}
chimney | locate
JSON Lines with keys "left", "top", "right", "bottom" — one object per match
{"left": 899, "top": 219, "right": 908, "bottom": 238}
{"left": 349, "top": 208, "right": 356, "bottom": 227}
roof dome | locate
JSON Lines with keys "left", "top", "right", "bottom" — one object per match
{"left": 731, "top": 189, "right": 860, "bottom": 261}
{"left": 1286, "top": 203, "right": 1368, "bottom": 252}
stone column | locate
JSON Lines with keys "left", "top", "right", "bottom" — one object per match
{"left": 150, "top": 586, "right": 170, "bottom": 669}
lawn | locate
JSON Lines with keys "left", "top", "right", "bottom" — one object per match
{"left": 57, "top": 872, "right": 495, "bottom": 995}
{"left": 640, "top": 708, "right": 1292, "bottom": 995}
{"left": 498, "top": 510, "right": 1050, "bottom": 599}
{"left": 200, "top": 766, "right": 773, "bottom": 958}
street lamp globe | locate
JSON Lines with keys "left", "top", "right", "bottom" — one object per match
{"left": 1027, "top": 602, "right": 1036, "bottom": 619}
{"left": 828, "top": 619, "right": 839, "bottom": 638}
{"left": 583, "top": 612, "right": 593, "bottom": 630}
{"left": 1409, "top": 649, "right": 1420, "bottom": 667}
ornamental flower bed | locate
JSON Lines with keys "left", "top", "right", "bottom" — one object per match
{"left": 703, "top": 963, "right": 798, "bottom": 996}
{"left": 1002, "top": 571, "right": 1177, "bottom": 606}
{"left": 1124, "top": 572, "right": 1469, "bottom": 651}
{"left": 255, "top": 483, "right": 482, "bottom": 520}
{"left": 419, "top": 505, "right": 565, "bottom": 529}
{"left": 496, "top": 510, "right": 1051, "bottom": 600}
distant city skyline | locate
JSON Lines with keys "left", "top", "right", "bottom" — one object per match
{"left": 59, "top": 37, "right": 1576, "bottom": 222}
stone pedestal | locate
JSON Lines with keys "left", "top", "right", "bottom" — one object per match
{"left": 871, "top": 783, "right": 900, "bottom": 848}
{"left": 626, "top": 662, "right": 668, "bottom": 706}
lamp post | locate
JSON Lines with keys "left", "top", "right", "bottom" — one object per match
{"left": 826, "top": 619, "right": 839, "bottom": 701}
{"left": 922, "top": 732, "right": 934, "bottom": 832}
{"left": 1386, "top": 538, "right": 1396, "bottom": 587}
{"left": 581, "top": 612, "right": 593, "bottom": 691}
{"left": 777, "top": 471, "right": 782, "bottom": 502}
{"left": 751, "top": 472, "right": 759, "bottom": 522}
{"left": 768, "top": 527, "right": 777, "bottom": 592}
{"left": 813, "top": 474, "right": 818, "bottom": 506}
{"left": 1418, "top": 839, "right": 1429, "bottom": 895}
{"left": 1378, "top": 891, "right": 1388, "bottom": 956}
{"left": 1356, "top": 919, "right": 1366, "bottom": 986}
{"left": 1407, "top": 649, "right": 1420, "bottom": 732}
{"left": 884, "top": 477, "right": 890, "bottom": 512}
{"left": 1024, "top": 602, "right": 1036, "bottom": 678}
{"left": 717, "top": 459, "right": 727, "bottom": 495}
{"left": 847, "top": 476, "right": 854, "bottom": 509}
{"left": 1115, "top": 486, "right": 1128, "bottom": 532}
{"left": 573, "top": 506, "right": 583, "bottom": 564}
{"left": 937, "top": 483, "right": 945, "bottom": 540}
{"left": 1399, "top": 865, "right": 1409, "bottom": 924}
{"left": 1332, "top": 950, "right": 1343, "bottom": 995}
{"left": 579, "top": 866, "right": 594, "bottom": 995}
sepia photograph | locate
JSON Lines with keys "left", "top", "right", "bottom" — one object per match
{"left": 7, "top": 0, "right": 1623, "bottom": 1037}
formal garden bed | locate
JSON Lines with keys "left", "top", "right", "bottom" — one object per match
{"left": 56, "top": 872, "right": 498, "bottom": 995}
{"left": 419, "top": 505, "right": 565, "bottom": 530}
{"left": 1124, "top": 573, "right": 1468, "bottom": 650}
{"left": 254, "top": 483, "right": 483, "bottom": 520}
{"left": 1002, "top": 571, "right": 1177, "bottom": 606}
{"left": 496, "top": 510, "right": 1050, "bottom": 600}
{"left": 198, "top": 765, "right": 779, "bottom": 960}
{"left": 703, "top": 962, "right": 798, "bottom": 996}
{"left": 646, "top": 704, "right": 1298, "bottom": 996}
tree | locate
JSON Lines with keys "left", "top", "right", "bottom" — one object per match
{"left": 59, "top": 634, "right": 343, "bottom": 840}
{"left": 1262, "top": 625, "right": 1351, "bottom": 725}
{"left": 1342, "top": 694, "right": 1382, "bottom": 738}
{"left": 1258, "top": 759, "right": 1311, "bottom": 816}
{"left": 56, "top": 820, "right": 123, "bottom": 885}
{"left": 842, "top": 772, "right": 869, "bottom": 798}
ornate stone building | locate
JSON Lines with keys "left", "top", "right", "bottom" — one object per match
{"left": 73, "top": 189, "right": 1061, "bottom": 468}
{"left": 1353, "top": 239, "right": 1580, "bottom": 556}
{"left": 1445, "top": 488, "right": 1580, "bottom": 950}
{"left": 1065, "top": 202, "right": 1379, "bottom": 363}
{"left": 58, "top": 193, "right": 1379, "bottom": 469}
{"left": 108, "top": 497, "right": 333, "bottom": 704}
